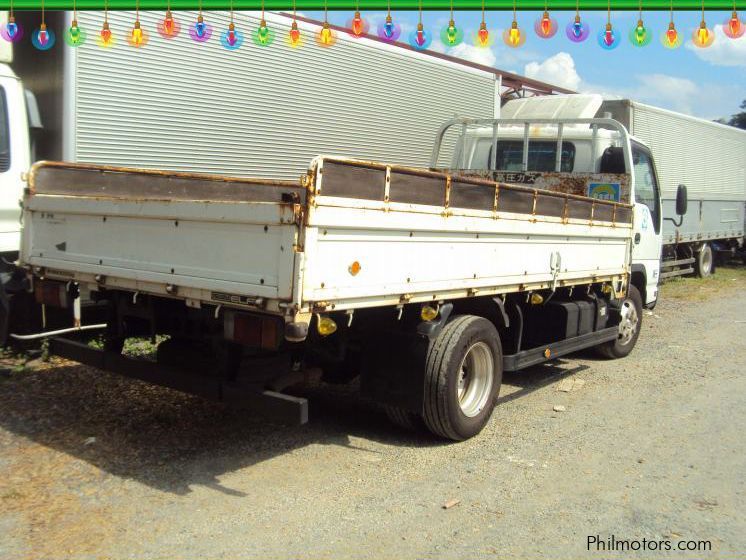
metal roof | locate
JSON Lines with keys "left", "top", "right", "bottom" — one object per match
{"left": 282, "top": 12, "right": 576, "bottom": 97}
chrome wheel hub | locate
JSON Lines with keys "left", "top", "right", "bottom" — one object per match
{"left": 617, "top": 299, "right": 639, "bottom": 346}
{"left": 457, "top": 341, "right": 494, "bottom": 418}
{"left": 701, "top": 248, "right": 712, "bottom": 274}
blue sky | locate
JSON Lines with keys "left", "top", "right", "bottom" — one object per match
{"left": 306, "top": 10, "right": 746, "bottom": 120}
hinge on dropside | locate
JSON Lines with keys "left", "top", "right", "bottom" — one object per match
{"left": 312, "top": 301, "right": 331, "bottom": 312}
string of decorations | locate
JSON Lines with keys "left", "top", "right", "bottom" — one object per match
{"left": 725, "top": 0, "right": 745, "bottom": 37}
{"left": 692, "top": 0, "right": 714, "bottom": 46}
{"left": 566, "top": 0, "right": 590, "bottom": 41}
{"left": 535, "top": 0, "right": 558, "bottom": 38}
{"left": 190, "top": 0, "right": 212, "bottom": 41}
{"left": 441, "top": 0, "right": 464, "bottom": 45}
{"left": 220, "top": 0, "right": 243, "bottom": 49}
{"left": 662, "top": 0, "right": 681, "bottom": 47}
{"left": 1, "top": 0, "right": 23, "bottom": 41}
{"left": 98, "top": 0, "right": 114, "bottom": 46}
{"left": 348, "top": 0, "right": 369, "bottom": 36}
{"left": 410, "top": 0, "right": 432, "bottom": 48}
{"left": 3, "top": 4, "right": 743, "bottom": 52}
{"left": 474, "top": 0, "right": 493, "bottom": 46}
{"left": 378, "top": 0, "right": 401, "bottom": 40}
{"left": 316, "top": 0, "right": 336, "bottom": 46}
{"left": 598, "top": 0, "right": 620, "bottom": 48}
{"left": 253, "top": 0, "right": 274, "bottom": 45}
{"left": 127, "top": 0, "right": 147, "bottom": 46}
{"left": 158, "top": 0, "right": 180, "bottom": 38}
{"left": 630, "top": 0, "right": 650, "bottom": 45}
{"left": 503, "top": 0, "right": 525, "bottom": 46}
{"left": 288, "top": 0, "right": 301, "bottom": 45}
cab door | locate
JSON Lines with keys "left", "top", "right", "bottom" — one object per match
{"left": 630, "top": 142, "right": 663, "bottom": 306}
{"left": 0, "top": 75, "right": 30, "bottom": 257}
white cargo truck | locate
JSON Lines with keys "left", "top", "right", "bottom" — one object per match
{"left": 600, "top": 99, "right": 746, "bottom": 279}
{"left": 2, "top": 9, "right": 568, "bottom": 342}
{"left": 8, "top": 9, "right": 506, "bottom": 178}
{"left": 18, "top": 102, "right": 679, "bottom": 440}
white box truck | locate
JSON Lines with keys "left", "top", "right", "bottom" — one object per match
{"left": 600, "top": 99, "right": 746, "bottom": 278}
{"left": 19, "top": 103, "right": 676, "bottom": 440}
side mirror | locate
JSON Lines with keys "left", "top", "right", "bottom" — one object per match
{"left": 676, "top": 184, "right": 688, "bottom": 216}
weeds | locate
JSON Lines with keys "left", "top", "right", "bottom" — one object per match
{"left": 660, "top": 266, "right": 746, "bottom": 302}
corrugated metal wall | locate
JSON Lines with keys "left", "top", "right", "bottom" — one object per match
{"left": 73, "top": 11, "right": 497, "bottom": 180}
{"left": 628, "top": 103, "right": 746, "bottom": 201}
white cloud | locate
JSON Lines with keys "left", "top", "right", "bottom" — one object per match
{"left": 630, "top": 74, "right": 701, "bottom": 114}
{"left": 582, "top": 73, "right": 741, "bottom": 121}
{"left": 523, "top": 52, "right": 582, "bottom": 90}
{"left": 520, "top": 51, "right": 741, "bottom": 120}
{"left": 685, "top": 24, "right": 746, "bottom": 67}
{"left": 446, "top": 43, "right": 497, "bottom": 67}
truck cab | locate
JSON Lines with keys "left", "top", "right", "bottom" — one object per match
{"left": 448, "top": 94, "right": 666, "bottom": 308}
{"left": 0, "top": 62, "right": 32, "bottom": 260}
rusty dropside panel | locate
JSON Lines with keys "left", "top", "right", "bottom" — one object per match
{"left": 313, "top": 156, "right": 633, "bottom": 225}
{"left": 28, "top": 161, "right": 307, "bottom": 204}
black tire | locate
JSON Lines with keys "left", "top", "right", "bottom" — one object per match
{"left": 595, "top": 285, "right": 643, "bottom": 359}
{"left": 384, "top": 406, "right": 426, "bottom": 432}
{"left": 695, "top": 243, "right": 714, "bottom": 278}
{"left": 422, "top": 315, "right": 502, "bottom": 441}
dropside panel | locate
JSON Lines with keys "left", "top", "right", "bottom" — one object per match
{"left": 24, "top": 196, "right": 299, "bottom": 300}
{"left": 303, "top": 206, "right": 630, "bottom": 306}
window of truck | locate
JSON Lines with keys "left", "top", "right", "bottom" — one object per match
{"left": 489, "top": 140, "right": 575, "bottom": 172}
{"left": 0, "top": 87, "right": 9, "bottom": 172}
{"left": 632, "top": 144, "right": 661, "bottom": 234}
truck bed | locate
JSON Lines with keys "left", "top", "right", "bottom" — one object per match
{"left": 22, "top": 158, "right": 633, "bottom": 321}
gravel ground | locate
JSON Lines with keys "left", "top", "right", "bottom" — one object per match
{"left": 1, "top": 271, "right": 745, "bottom": 559}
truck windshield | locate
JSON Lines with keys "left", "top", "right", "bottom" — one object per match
{"left": 486, "top": 140, "right": 575, "bottom": 172}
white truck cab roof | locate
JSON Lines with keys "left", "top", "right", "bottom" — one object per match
{"left": 502, "top": 94, "right": 604, "bottom": 121}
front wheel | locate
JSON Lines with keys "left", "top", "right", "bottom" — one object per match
{"left": 695, "top": 243, "right": 714, "bottom": 278}
{"left": 595, "top": 285, "right": 643, "bottom": 359}
{"left": 422, "top": 315, "right": 502, "bottom": 441}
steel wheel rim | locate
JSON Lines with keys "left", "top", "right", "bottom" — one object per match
{"left": 457, "top": 341, "right": 494, "bottom": 418}
{"left": 618, "top": 299, "right": 639, "bottom": 346}
{"left": 701, "top": 247, "right": 712, "bottom": 274}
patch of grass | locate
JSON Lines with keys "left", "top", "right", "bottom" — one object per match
{"left": 660, "top": 266, "right": 746, "bottom": 302}
{"left": 88, "top": 335, "right": 104, "bottom": 350}
{"left": 0, "top": 349, "right": 31, "bottom": 377}
{"left": 86, "top": 335, "right": 170, "bottom": 359}
{"left": 123, "top": 335, "right": 170, "bottom": 360}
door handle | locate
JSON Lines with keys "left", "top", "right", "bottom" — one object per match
{"left": 634, "top": 233, "right": 641, "bottom": 244}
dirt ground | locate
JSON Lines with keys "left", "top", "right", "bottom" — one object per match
{"left": 1, "top": 270, "right": 745, "bottom": 559}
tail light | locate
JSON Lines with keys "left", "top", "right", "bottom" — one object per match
{"left": 34, "top": 280, "right": 71, "bottom": 308}
{"left": 224, "top": 310, "right": 282, "bottom": 350}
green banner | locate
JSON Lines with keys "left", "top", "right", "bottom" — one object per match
{"left": 1, "top": 1, "right": 738, "bottom": 9}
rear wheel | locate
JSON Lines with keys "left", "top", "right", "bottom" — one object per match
{"left": 695, "top": 243, "right": 714, "bottom": 278}
{"left": 595, "top": 285, "right": 643, "bottom": 359}
{"left": 422, "top": 316, "right": 502, "bottom": 441}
